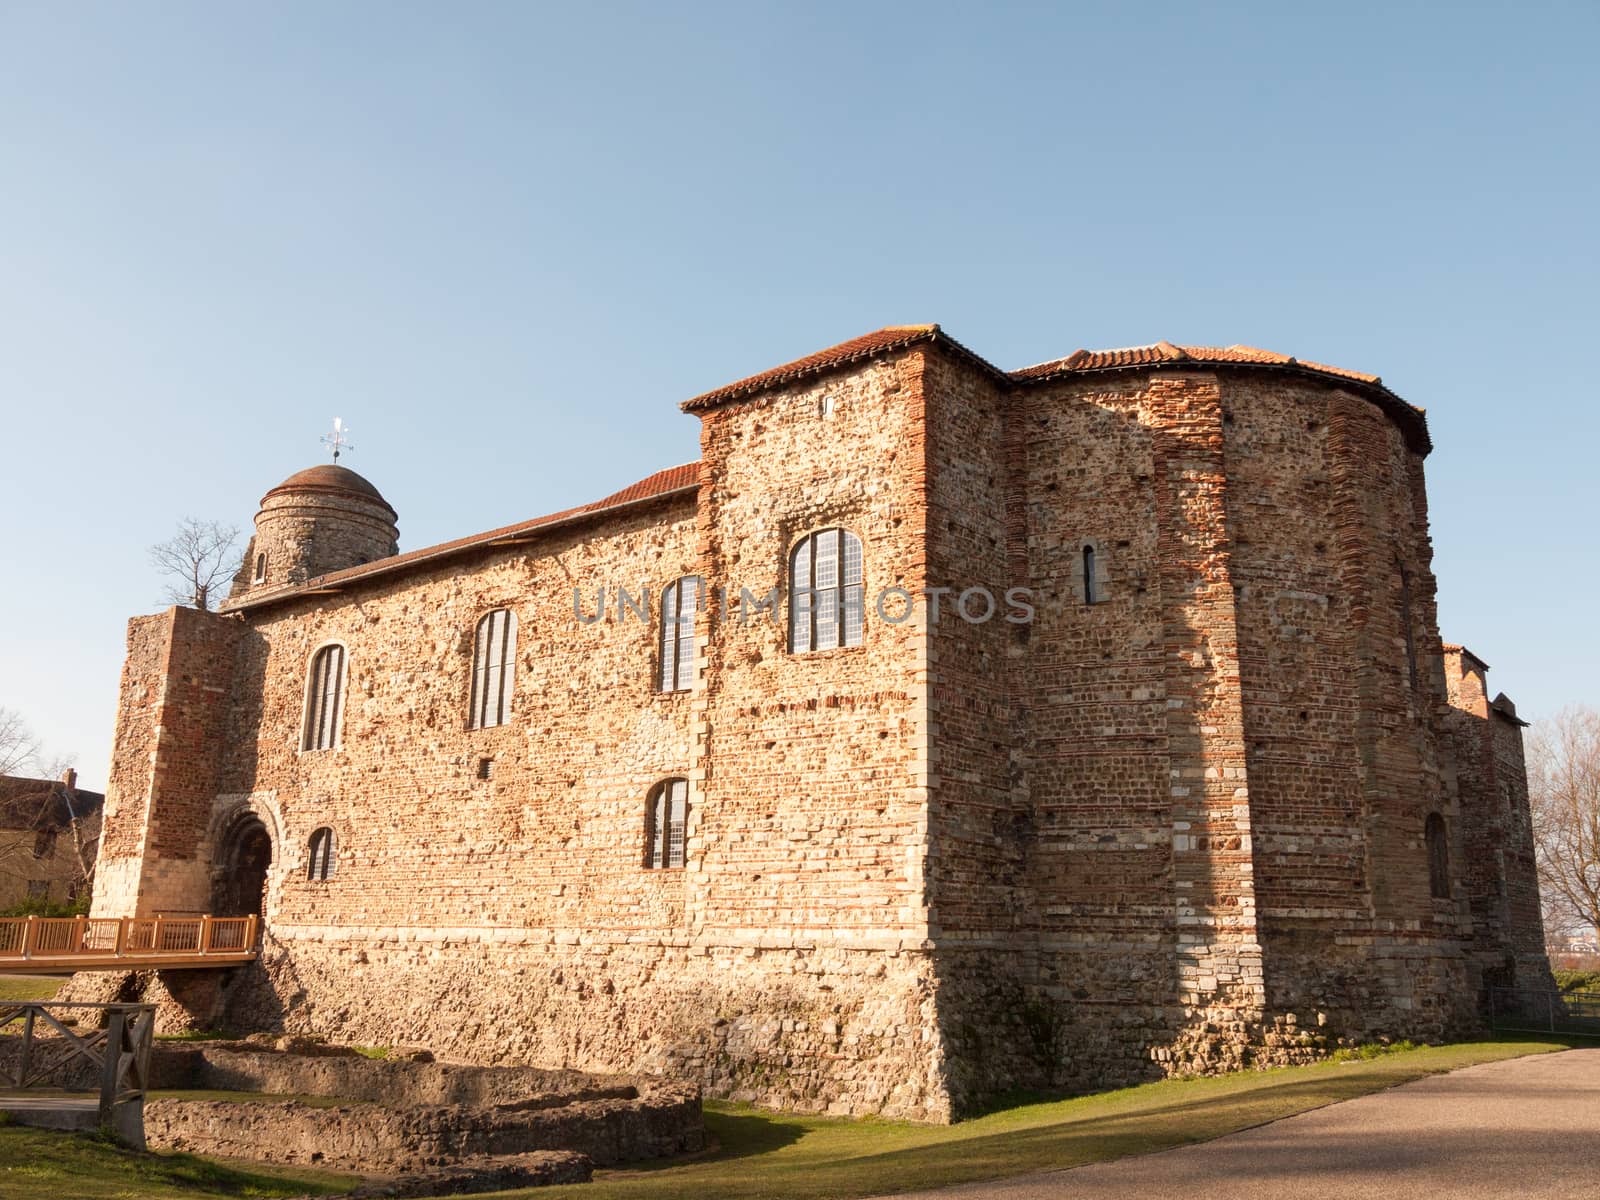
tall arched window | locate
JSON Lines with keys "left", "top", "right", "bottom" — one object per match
{"left": 645, "top": 778, "right": 688, "bottom": 869}
{"left": 789, "top": 528, "right": 864, "bottom": 653}
{"left": 1425, "top": 812, "right": 1449, "bottom": 899}
{"left": 253, "top": 552, "right": 267, "bottom": 583}
{"left": 302, "top": 645, "right": 346, "bottom": 751}
{"left": 658, "top": 577, "right": 700, "bottom": 693}
{"left": 307, "top": 826, "right": 336, "bottom": 882}
{"left": 469, "top": 609, "right": 517, "bottom": 729}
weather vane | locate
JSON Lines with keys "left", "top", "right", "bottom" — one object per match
{"left": 320, "top": 417, "right": 354, "bottom": 463}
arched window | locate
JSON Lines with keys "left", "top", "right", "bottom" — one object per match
{"left": 1425, "top": 813, "right": 1449, "bottom": 899}
{"left": 302, "top": 645, "right": 346, "bottom": 751}
{"left": 1083, "top": 545, "right": 1098, "bottom": 604}
{"left": 253, "top": 552, "right": 267, "bottom": 583}
{"left": 307, "top": 827, "right": 336, "bottom": 882}
{"left": 645, "top": 778, "right": 688, "bottom": 869}
{"left": 469, "top": 609, "right": 517, "bottom": 729}
{"left": 789, "top": 528, "right": 864, "bottom": 653}
{"left": 658, "top": 577, "right": 700, "bottom": 693}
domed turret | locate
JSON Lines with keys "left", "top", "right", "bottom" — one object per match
{"left": 232, "top": 464, "right": 399, "bottom": 597}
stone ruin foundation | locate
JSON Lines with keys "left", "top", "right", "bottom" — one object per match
{"left": 3, "top": 1031, "right": 703, "bottom": 1194}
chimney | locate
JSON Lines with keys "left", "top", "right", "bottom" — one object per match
{"left": 61, "top": 767, "right": 77, "bottom": 792}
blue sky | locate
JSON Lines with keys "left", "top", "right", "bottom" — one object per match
{"left": 1, "top": 2, "right": 1595, "bottom": 788}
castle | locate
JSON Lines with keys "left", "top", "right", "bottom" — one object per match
{"left": 87, "top": 325, "right": 1551, "bottom": 1121}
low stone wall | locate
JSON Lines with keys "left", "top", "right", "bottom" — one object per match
{"left": 145, "top": 1090, "right": 699, "bottom": 1172}
{"left": 144, "top": 1044, "right": 701, "bottom": 1171}
{"left": 0, "top": 1037, "right": 702, "bottom": 1173}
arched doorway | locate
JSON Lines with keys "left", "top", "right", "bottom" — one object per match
{"left": 213, "top": 814, "right": 272, "bottom": 920}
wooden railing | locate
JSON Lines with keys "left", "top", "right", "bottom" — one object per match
{"left": 0, "top": 1001, "right": 155, "bottom": 1144}
{"left": 0, "top": 915, "right": 259, "bottom": 967}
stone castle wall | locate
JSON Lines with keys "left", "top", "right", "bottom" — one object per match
{"left": 916, "top": 360, "right": 1488, "bottom": 1107}
{"left": 91, "top": 336, "right": 1550, "bottom": 1121}
{"left": 1443, "top": 648, "right": 1552, "bottom": 994}
{"left": 95, "top": 605, "right": 242, "bottom": 917}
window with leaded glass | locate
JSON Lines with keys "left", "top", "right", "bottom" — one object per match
{"left": 789, "top": 528, "right": 864, "bottom": 653}
{"left": 307, "top": 827, "right": 336, "bottom": 882}
{"left": 469, "top": 609, "right": 517, "bottom": 728}
{"left": 645, "top": 778, "right": 688, "bottom": 869}
{"left": 302, "top": 644, "right": 346, "bottom": 751}
{"left": 658, "top": 577, "right": 700, "bottom": 692}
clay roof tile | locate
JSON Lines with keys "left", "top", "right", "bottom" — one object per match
{"left": 680, "top": 325, "right": 1005, "bottom": 412}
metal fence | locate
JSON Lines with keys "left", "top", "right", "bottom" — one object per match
{"left": 1488, "top": 987, "right": 1600, "bottom": 1036}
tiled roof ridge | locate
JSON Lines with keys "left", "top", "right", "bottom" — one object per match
{"left": 681, "top": 325, "right": 1007, "bottom": 412}
{"left": 1009, "top": 338, "right": 1426, "bottom": 454}
{"left": 684, "top": 329, "right": 1413, "bottom": 438}
{"left": 1010, "top": 341, "right": 1381, "bottom": 385}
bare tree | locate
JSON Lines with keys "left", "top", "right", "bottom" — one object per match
{"left": 0, "top": 711, "right": 95, "bottom": 904}
{"left": 0, "top": 706, "right": 41, "bottom": 777}
{"left": 35, "top": 752, "right": 96, "bottom": 892}
{"left": 1528, "top": 706, "right": 1600, "bottom": 940}
{"left": 150, "top": 517, "right": 242, "bottom": 612}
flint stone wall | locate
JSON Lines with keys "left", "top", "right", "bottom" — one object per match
{"left": 144, "top": 1045, "right": 702, "bottom": 1171}
{"left": 5, "top": 1038, "right": 701, "bottom": 1173}
{"left": 146, "top": 1092, "right": 698, "bottom": 1172}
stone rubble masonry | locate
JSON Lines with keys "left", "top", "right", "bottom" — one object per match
{"left": 1442, "top": 647, "right": 1553, "bottom": 994}
{"left": 96, "top": 605, "right": 244, "bottom": 917}
{"left": 87, "top": 329, "right": 1552, "bottom": 1121}
{"left": 136, "top": 1045, "right": 702, "bottom": 1173}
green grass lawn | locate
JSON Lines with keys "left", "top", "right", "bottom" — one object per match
{"left": 0, "top": 1036, "right": 1581, "bottom": 1200}
{"left": 0, "top": 1126, "right": 356, "bottom": 1200}
{"left": 0, "top": 975, "right": 64, "bottom": 1002}
{"left": 510, "top": 1038, "right": 1579, "bottom": 1200}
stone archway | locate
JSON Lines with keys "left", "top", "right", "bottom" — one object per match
{"left": 213, "top": 813, "right": 272, "bottom": 920}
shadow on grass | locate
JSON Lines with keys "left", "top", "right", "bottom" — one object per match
{"left": 531, "top": 1040, "right": 1580, "bottom": 1200}
{"left": 707, "top": 1109, "right": 812, "bottom": 1160}
{"left": 0, "top": 1126, "right": 355, "bottom": 1199}
{"left": 611, "top": 1109, "right": 811, "bottom": 1176}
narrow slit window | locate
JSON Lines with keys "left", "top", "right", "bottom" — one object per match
{"left": 253, "top": 553, "right": 267, "bottom": 583}
{"left": 1399, "top": 565, "right": 1419, "bottom": 692}
{"left": 645, "top": 778, "right": 689, "bottom": 869}
{"left": 469, "top": 609, "right": 517, "bottom": 728}
{"left": 789, "top": 529, "right": 865, "bottom": 653}
{"left": 1083, "top": 545, "right": 1098, "bottom": 604}
{"left": 302, "top": 645, "right": 346, "bottom": 751}
{"left": 658, "top": 577, "right": 700, "bottom": 692}
{"left": 307, "top": 827, "right": 336, "bottom": 882}
{"left": 1425, "top": 813, "right": 1449, "bottom": 899}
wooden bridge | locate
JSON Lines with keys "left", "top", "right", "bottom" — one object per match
{"left": 0, "top": 915, "right": 259, "bottom": 971}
